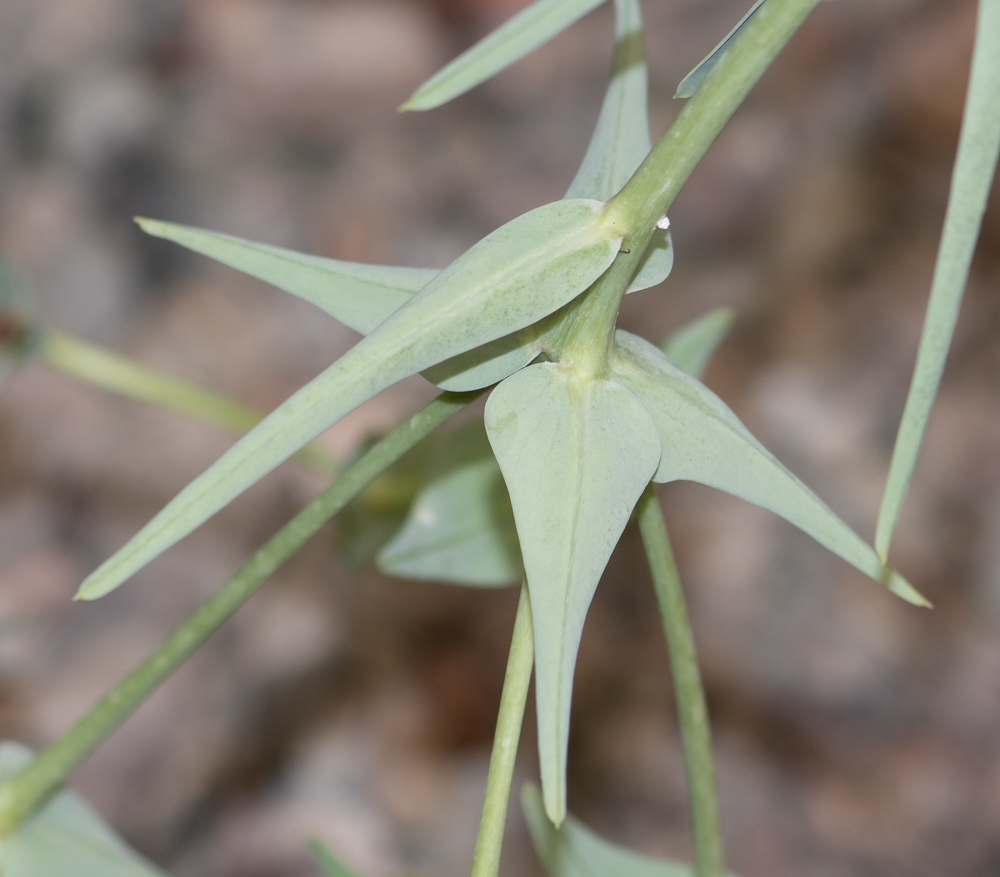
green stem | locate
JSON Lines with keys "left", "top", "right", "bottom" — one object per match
{"left": 0, "top": 389, "right": 482, "bottom": 837}
{"left": 471, "top": 584, "right": 534, "bottom": 877}
{"left": 607, "top": 0, "right": 821, "bottom": 233}
{"left": 40, "top": 329, "right": 339, "bottom": 475}
{"left": 636, "top": 486, "right": 724, "bottom": 877}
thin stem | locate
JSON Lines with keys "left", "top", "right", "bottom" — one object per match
{"left": 0, "top": 389, "right": 482, "bottom": 837}
{"left": 40, "top": 329, "right": 339, "bottom": 475}
{"left": 636, "top": 485, "right": 724, "bottom": 877}
{"left": 471, "top": 584, "right": 534, "bottom": 877}
{"left": 607, "top": 0, "right": 821, "bottom": 234}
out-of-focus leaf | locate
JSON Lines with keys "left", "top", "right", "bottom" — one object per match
{"left": 308, "top": 839, "right": 361, "bottom": 877}
{"left": 402, "top": 0, "right": 608, "bottom": 111}
{"left": 136, "top": 218, "right": 434, "bottom": 335}
{"left": 522, "top": 783, "right": 705, "bottom": 877}
{"left": 78, "top": 199, "right": 622, "bottom": 600}
{"left": 875, "top": 0, "right": 1000, "bottom": 561}
{"left": 0, "top": 267, "right": 38, "bottom": 392}
{"left": 486, "top": 363, "right": 660, "bottom": 823}
{"left": 610, "top": 330, "right": 929, "bottom": 607}
{"left": 659, "top": 308, "right": 734, "bottom": 379}
{"left": 378, "top": 422, "right": 521, "bottom": 586}
{"left": 675, "top": 0, "right": 767, "bottom": 98}
{"left": 0, "top": 743, "right": 166, "bottom": 877}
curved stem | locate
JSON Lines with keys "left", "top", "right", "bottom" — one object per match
{"left": 40, "top": 329, "right": 339, "bottom": 475}
{"left": 471, "top": 584, "right": 534, "bottom": 877}
{"left": 636, "top": 485, "right": 724, "bottom": 877}
{"left": 0, "top": 389, "right": 482, "bottom": 837}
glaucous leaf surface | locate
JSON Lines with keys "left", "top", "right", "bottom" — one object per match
{"left": 610, "top": 330, "right": 929, "bottom": 606}
{"left": 79, "top": 199, "right": 622, "bottom": 600}
{"left": 0, "top": 743, "right": 166, "bottom": 877}
{"left": 402, "top": 0, "right": 609, "bottom": 111}
{"left": 378, "top": 422, "right": 521, "bottom": 586}
{"left": 486, "top": 363, "right": 660, "bottom": 823}
{"left": 376, "top": 308, "right": 733, "bottom": 587}
{"left": 309, "top": 839, "right": 361, "bottom": 877}
{"left": 138, "top": 218, "right": 544, "bottom": 392}
{"left": 658, "top": 307, "right": 734, "bottom": 379}
{"left": 522, "top": 783, "right": 709, "bottom": 877}
{"left": 875, "top": 0, "right": 1000, "bottom": 560}
{"left": 563, "top": 0, "right": 672, "bottom": 293}
{"left": 136, "top": 218, "right": 434, "bottom": 335}
{"left": 675, "top": 0, "right": 767, "bottom": 98}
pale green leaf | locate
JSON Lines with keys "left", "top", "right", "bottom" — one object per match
{"left": 309, "top": 839, "right": 361, "bottom": 877}
{"left": 137, "top": 218, "right": 545, "bottom": 392}
{"left": 561, "top": 0, "right": 672, "bottom": 293}
{"left": 378, "top": 423, "right": 520, "bottom": 586}
{"left": 675, "top": 0, "right": 767, "bottom": 99}
{"left": 136, "top": 218, "right": 435, "bottom": 335}
{"left": 402, "top": 0, "right": 608, "bottom": 111}
{"left": 0, "top": 743, "right": 166, "bottom": 877}
{"left": 565, "top": 0, "right": 649, "bottom": 202}
{"left": 522, "top": 783, "right": 706, "bottom": 877}
{"left": 78, "top": 200, "right": 621, "bottom": 600}
{"left": 659, "top": 308, "right": 734, "bottom": 379}
{"left": 610, "top": 330, "right": 929, "bottom": 607}
{"left": 486, "top": 364, "right": 660, "bottom": 823}
{"left": 875, "top": 0, "right": 1000, "bottom": 561}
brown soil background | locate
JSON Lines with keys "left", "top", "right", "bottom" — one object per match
{"left": 1, "top": 0, "right": 999, "bottom": 875}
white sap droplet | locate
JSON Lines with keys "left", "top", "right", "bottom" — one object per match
{"left": 656, "top": 215, "right": 671, "bottom": 230}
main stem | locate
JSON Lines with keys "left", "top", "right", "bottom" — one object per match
{"left": 470, "top": 584, "right": 534, "bottom": 877}
{"left": 0, "top": 389, "right": 482, "bottom": 836}
{"left": 606, "top": 0, "right": 821, "bottom": 233}
{"left": 636, "top": 486, "right": 724, "bottom": 877}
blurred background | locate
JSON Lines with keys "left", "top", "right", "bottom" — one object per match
{"left": 0, "top": 0, "right": 999, "bottom": 874}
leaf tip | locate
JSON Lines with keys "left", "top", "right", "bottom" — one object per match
{"left": 881, "top": 566, "right": 931, "bottom": 608}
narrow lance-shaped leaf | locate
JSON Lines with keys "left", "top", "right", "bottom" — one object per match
{"left": 0, "top": 743, "right": 166, "bottom": 877}
{"left": 521, "top": 783, "right": 735, "bottom": 877}
{"left": 875, "top": 0, "right": 1000, "bottom": 562}
{"left": 136, "top": 218, "right": 434, "bottom": 335}
{"left": 675, "top": 0, "right": 767, "bottom": 99}
{"left": 564, "top": 0, "right": 672, "bottom": 293}
{"left": 402, "top": 0, "right": 609, "bottom": 111}
{"left": 486, "top": 363, "right": 660, "bottom": 824}
{"left": 138, "top": 217, "right": 548, "bottom": 393}
{"left": 78, "top": 199, "right": 622, "bottom": 600}
{"left": 377, "top": 421, "right": 522, "bottom": 587}
{"left": 659, "top": 307, "right": 734, "bottom": 379}
{"left": 610, "top": 330, "right": 929, "bottom": 607}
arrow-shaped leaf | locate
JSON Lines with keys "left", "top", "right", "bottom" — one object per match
{"left": 402, "top": 0, "right": 609, "bottom": 111}
{"left": 78, "top": 199, "right": 622, "bottom": 600}
{"left": 486, "top": 363, "right": 660, "bottom": 824}
{"left": 610, "top": 330, "right": 928, "bottom": 607}
{"left": 0, "top": 743, "right": 167, "bottom": 877}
